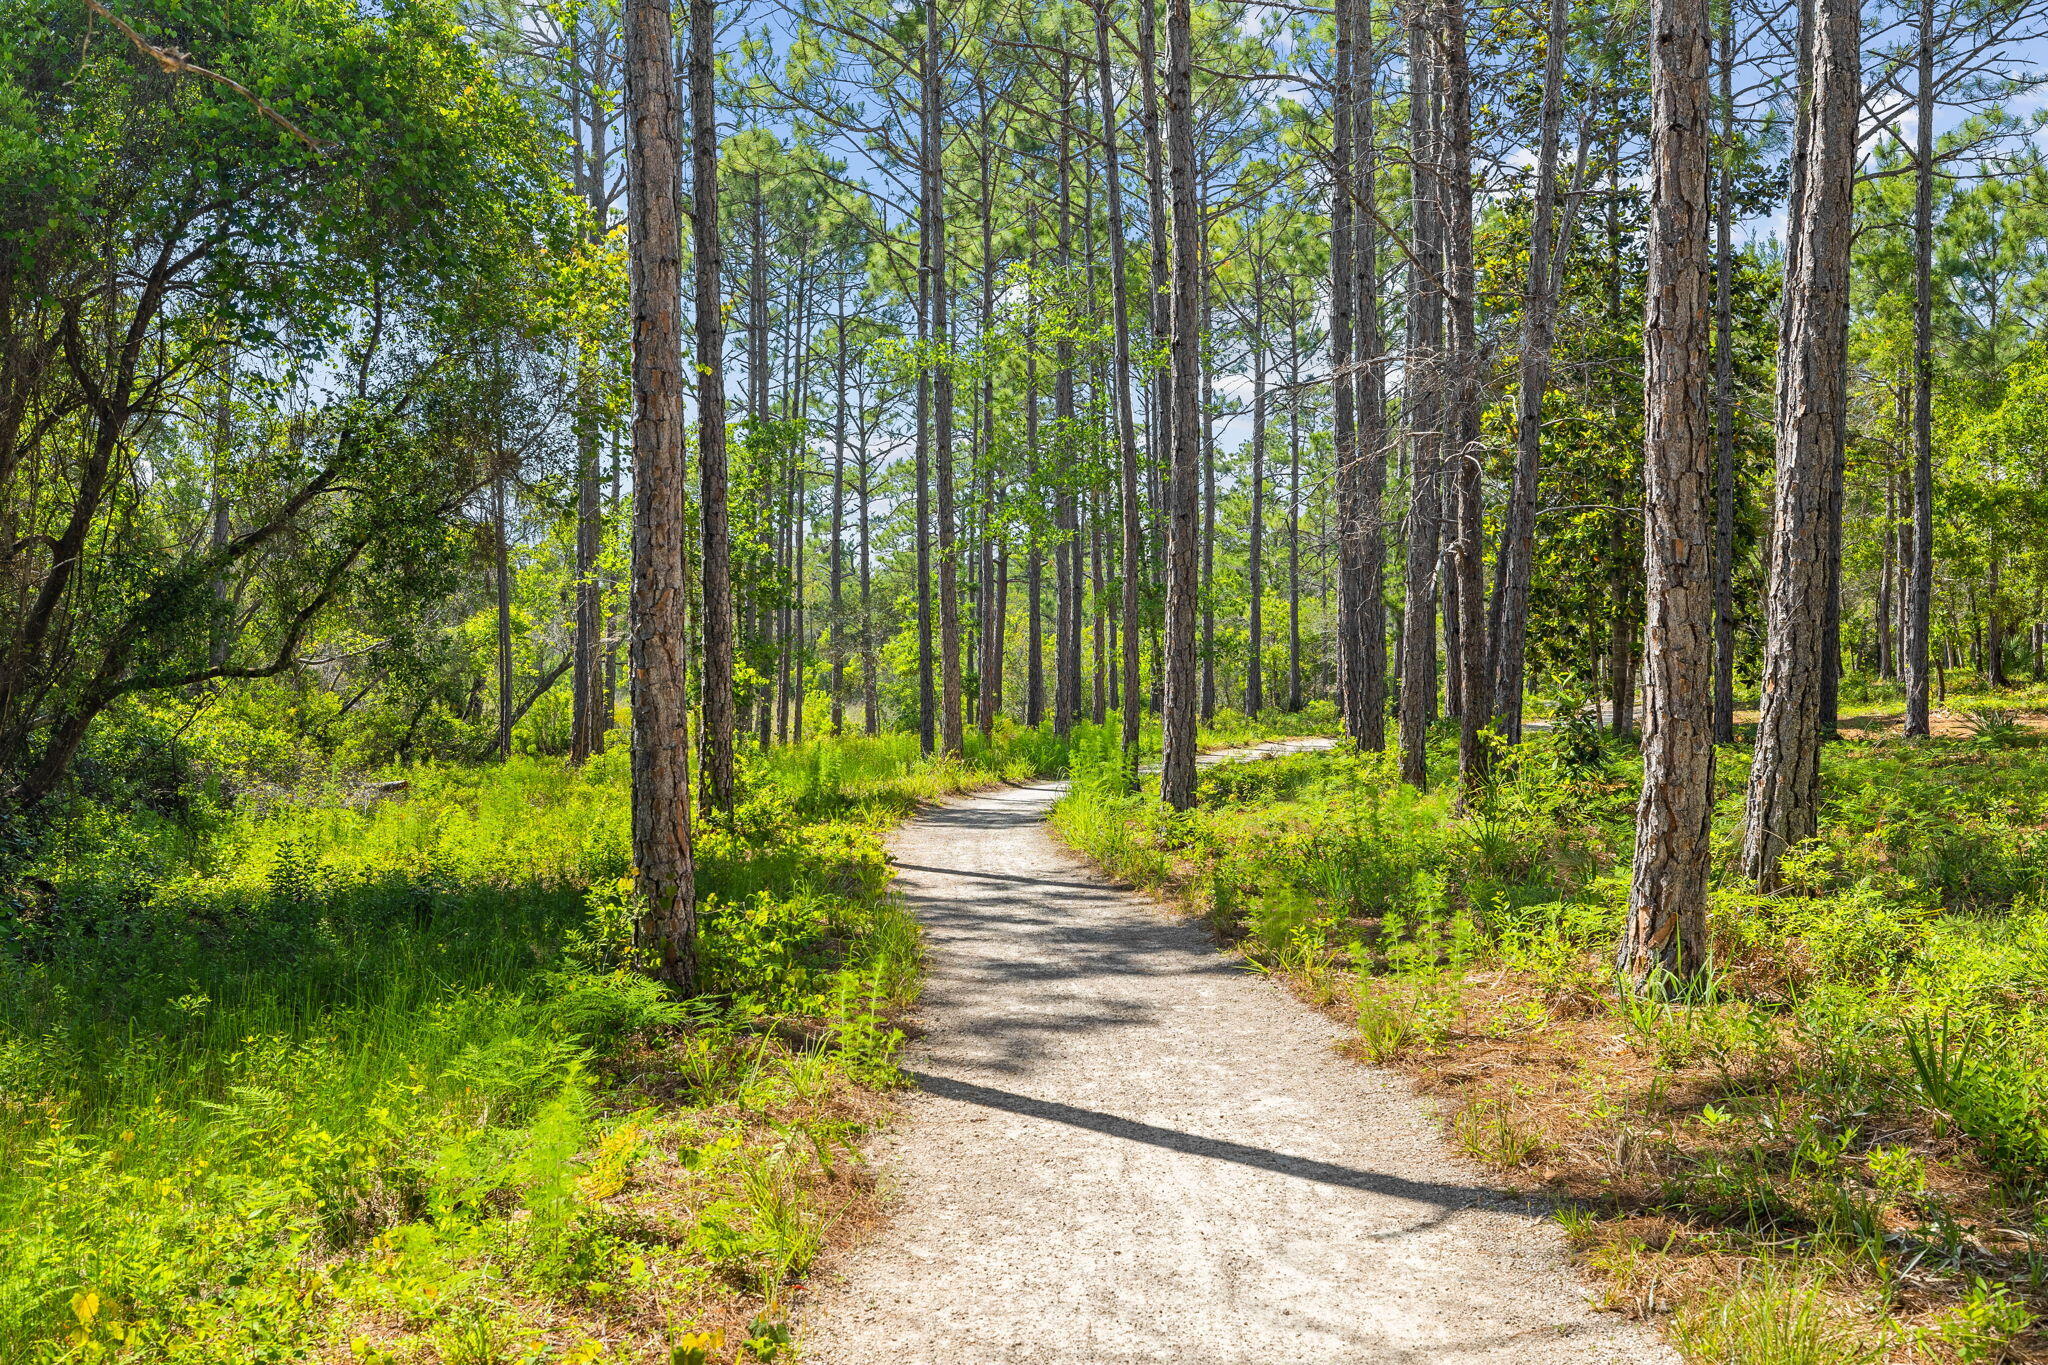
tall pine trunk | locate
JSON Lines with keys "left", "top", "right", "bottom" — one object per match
{"left": 1617, "top": 0, "right": 1713, "bottom": 984}
{"left": 1903, "top": 0, "right": 1935, "bottom": 737}
{"left": 1247, "top": 290, "right": 1266, "bottom": 718}
{"left": 1741, "top": 0, "right": 1857, "bottom": 890}
{"left": 1331, "top": 0, "right": 1361, "bottom": 743}
{"left": 1095, "top": 0, "right": 1143, "bottom": 769}
{"left": 1288, "top": 302, "right": 1304, "bottom": 711}
{"left": 830, "top": 286, "right": 847, "bottom": 736}
{"left": 1354, "top": 11, "right": 1389, "bottom": 752}
{"left": 1397, "top": 11, "right": 1443, "bottom": 788}
{"left": 929, "top": 0, "right": 963, "bottom": 757}
{"left": 623, "top": 0, "right": 696, "bottom": 989}
{"left": 1440, "top": 0, "right": 1489, "bottom": 796}
{"left": 692, "top": 0, "right": 734, "bottom": 810}
{"left": 495, "top": 474, "right": 513, "bottom": 762}
{"left": 1490, "top": 0, "right": 1567, "bottom": 745}
{"left": 1159, "top": 0, "right": 1201, "bottom": 810}
{"left": 572, "top": 360, "right": 604, "bottom": 763}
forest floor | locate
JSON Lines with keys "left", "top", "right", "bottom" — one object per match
{"left": 794, "top": 739, "right": 1673, "bottom": 1364}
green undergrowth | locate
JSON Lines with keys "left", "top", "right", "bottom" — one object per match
{"left": 0, "top": 728, "right": 1059, "bottom": 1364}
{"left": 1053, "top": 711, "right": 2048, "bottom": 1362}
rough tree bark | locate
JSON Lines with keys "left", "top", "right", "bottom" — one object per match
{"left": 1710, "top": 9, "right": 1737, "bottom": 745}
{"left": 1094, "top": 0, "right": 1144, "bottom": 770}
{"left": 1397, "top": 5, "right": 1443, "bottom": 789}
{"left": 1439, "top": 0, "right": 1489, "bottom": 797}
{"left": 1159, "top": 0, "right": 1201, "bottom": 810}
{"left": 1741, "top": 0, "right": 1857, "bottom": 890}
{"left": 1354, "top": 8, "right": 1389, "bottom": 752}
{"left": 623, "top": 0, "right": 696, "bottom": 990}
{"left": 1331, "top": 0, "right": 1361, "bottom": 743}
{"left": 691, "top": 0, "right": 735, "bottom": 812}
{"left": 1617, "top": 0, "right": 1713, "bottom": 985}
{"left": 929, "top": 0, "right": 963, "bottom": 758}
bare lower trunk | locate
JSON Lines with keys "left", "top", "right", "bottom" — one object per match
{"left": 495, "top": 475, "right": 513, "bottom": 762}
{"left": 1397, "top": 10, "right": 1443, "bottom": 789}
{"left": 1247, "top": 324, "right": 1266, "bottom": 718}
{"left": 572, "top": 362, "right": 603, "bottom": 763}
{"left": 1903, "top": 0, "right": 1935, "bottom": 738}
{"left": 1159, "top": 0, "right": 1201, "bottom": 810}
{"left": 1617, "top": 0, "right": 1712, "bottom": 985}
{"left": 1330, "top": 0, "right": 1360, "bottom": 743}
{"left": 1741, "top": 0, "right": 1857, "bottom": 890}
{"left": 1096, "top": 0, "right": 1143, "bottom": 768}
{"left": 1710, "top": 12, "right": 1736, "bottom": 745}
{"left": 1353, "top": 14, "right": 1388, "bottom": 752}
{"left": 623, "top": 0, "right": 696, "bottom": 990}
{"left": 1491, "top": 0, "right": 1568, "bottom": 745}
{"left": 1439, "top": 0, "right": 1489, "bottom": 797}
{"left": 691, "top": 0, "right": 734, "bottom": 810}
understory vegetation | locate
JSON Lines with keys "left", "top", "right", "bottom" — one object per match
{"left": 0, "top": 721, "right": 1110, "bottom": 1365}
{"left": 1055, "top": 689, "right": 2048, "bottom": 1364}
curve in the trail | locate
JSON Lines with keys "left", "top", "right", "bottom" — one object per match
{"left": 797, "top": 743, "right": 1675, "bottom": 1365}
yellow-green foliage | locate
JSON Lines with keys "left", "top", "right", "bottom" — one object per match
{"left": 1056, "top": 720, "right": 2048, "bottom": 1352}
{"left": 0, "top": 734, "right": 1039, "bottom": 1363}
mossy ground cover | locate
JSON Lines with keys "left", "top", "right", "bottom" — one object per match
{"left": 1054, "top": 694, "right": 2048, "bottom": 1364}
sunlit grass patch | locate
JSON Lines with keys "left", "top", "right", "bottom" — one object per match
{"left": 1051, "top": 720, "right": 2048, "bottom": 1361}
{"left": 0, "top": 729, "right": 1051, "bottom": 1364}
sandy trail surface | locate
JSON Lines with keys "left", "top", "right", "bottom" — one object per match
{"left": 796, "top": 740, "right": 1674, "bottom": 1364}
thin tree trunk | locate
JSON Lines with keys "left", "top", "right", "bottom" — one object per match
{"left": 623, "top": 0, "right": 696, "bottom": 988}
{"left": 1137, "top": 0, "right": 1172, "bottom": 608}
{"left": 1054, "top": 78, "right": 1078, "bottom": 737}
{"left": 1091, "top": 507, "right": 1107, "bottom": 723}
{"left": 1355, "top": 12, "right": 1389, "bottom": 751}
{"left": 1877, "top": 460, "right": 1894, "bottom": 680}
{"left": 1096, "top": 0, "right": 1143, "bottom": 768}
{"left": 1288, "top": 300, "right": 1304, "bottom": 712}
{"left": 914, "top": 109, "right": 937, "bottom": 756}
{"left": 1200, "top": 288, "right": 1216, "bottom": 722}
{"left": 859, "top": 413, "right": 880, "bottom": 735}
{"left": 209, "top": 360, "right": 233, "bottom": 671}
{"left": 1491, "top": 0, "right": 1567, "bottom": 745}
{"left": 929, "top": 0, "right": 962, "bottom": 758}
{"left": 1331, "top": 0, "right": 1360, "bottom": 741}
{"left": 1711, "top": 11, "right": 1737, "bottom": 743}
{"left": 1247, "top": 297, "right": 1266, "bottom": 718}
{"left": 1159, "top": 0, "right": 1201, "bottom": 809}
{"left": 1026, "top": 307, "right": 1045, "bottom": 728}
{"left": 830, "top": 285, "right": 847, "bottom": 736}
{"left": 1398, "top": 10, "right": 1443, "bottom": 788}
{"left": 691, "top": 0, "right": 733, "bottom": 807}
{"left": 1439, "top": 0, "right": 1489, "bottom": 795}
{"left": 1903, "top": 0, "right": 1935, "bottom": 737}
{"left": 751, "top": 182, "right": 772, "bottom": 750}
{"left": 572, "top": 360, "right": 603, "bottom": 763}
{"left": 1741, "top": 0, "right": 1857, "bottom": 890}
{"left": 495, "top": 474, "right": 513, "bottom": 762}
{"left": 977, "top": 100, "right": 1003, "bottom": 740}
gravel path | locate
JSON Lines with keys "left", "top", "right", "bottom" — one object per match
{"left": 797, "top": 742, "right": 1675, "bottom": 1364}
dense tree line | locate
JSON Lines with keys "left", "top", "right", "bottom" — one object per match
{"left": 7, "top": 0, "right": 2048, "bottom": 987}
